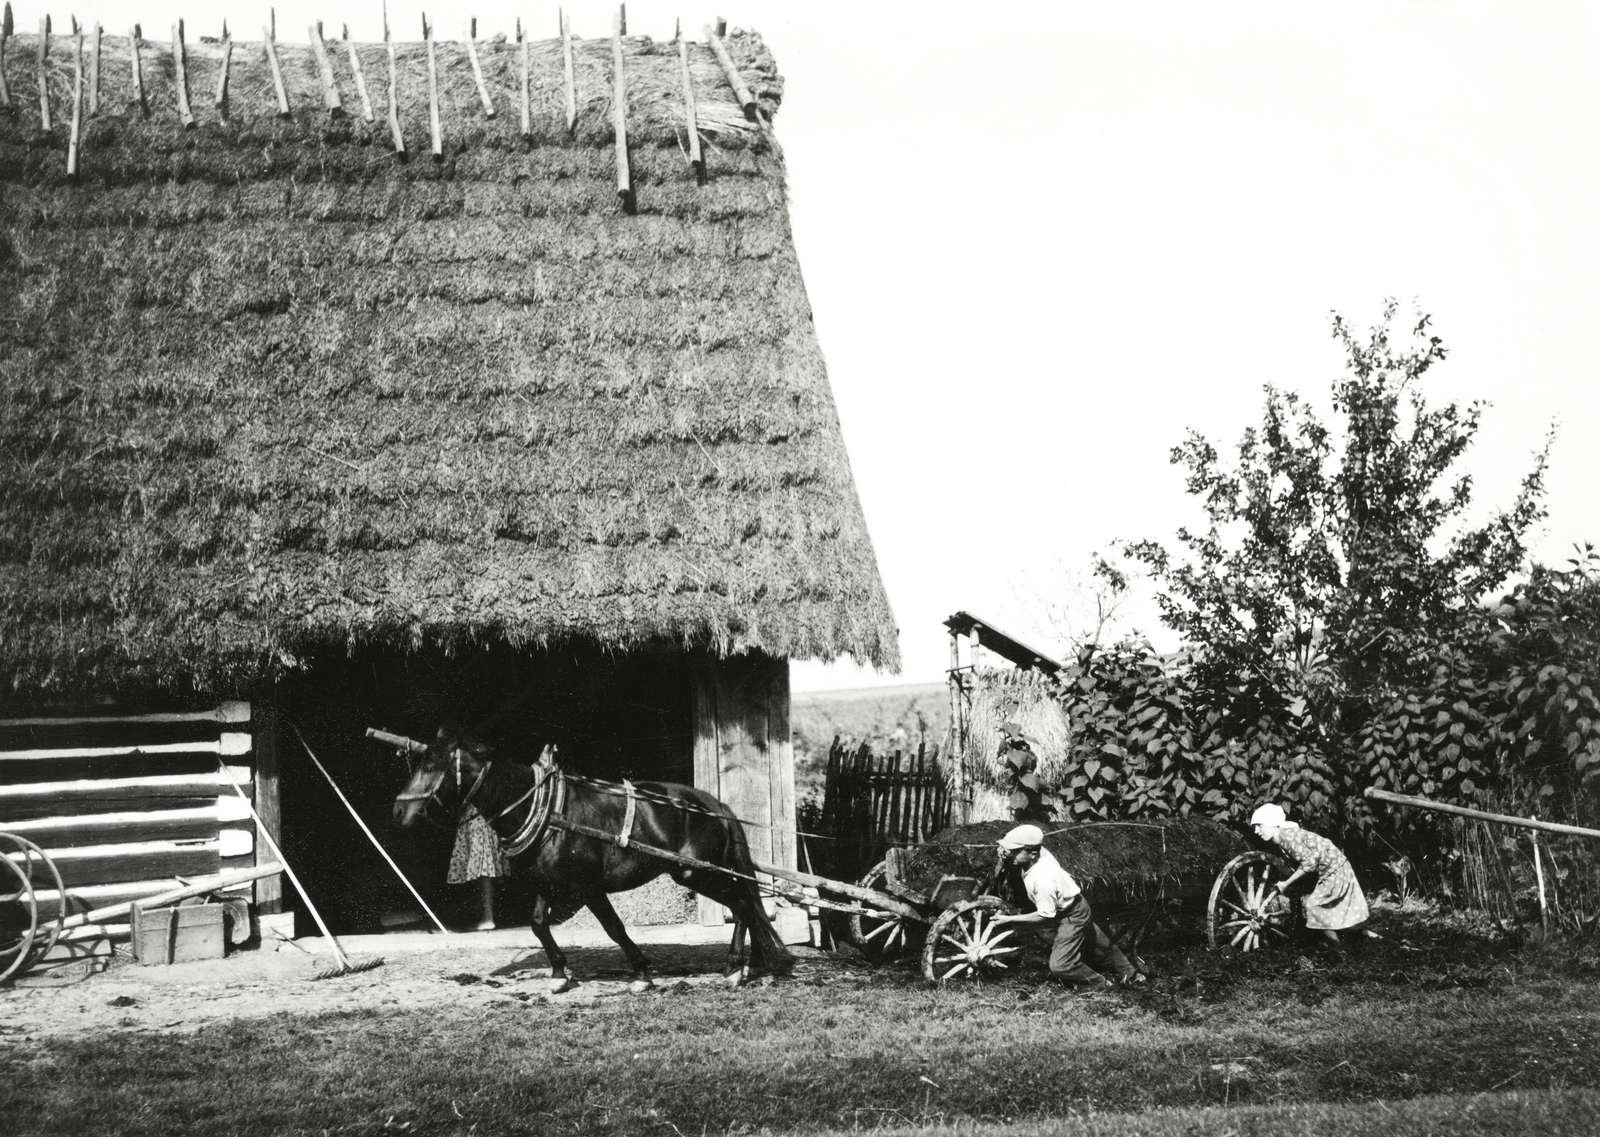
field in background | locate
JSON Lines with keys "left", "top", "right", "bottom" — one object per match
{"left": 791, "top": 682, "right": 950, "bottom": 802}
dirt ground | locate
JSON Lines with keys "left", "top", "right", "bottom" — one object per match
{"left": 0, "top": 939, "right": 833, "bottom": 1041}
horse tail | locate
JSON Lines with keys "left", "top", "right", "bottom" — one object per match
{"left": 713, "top": 800, "right": 794, "bottom": 973}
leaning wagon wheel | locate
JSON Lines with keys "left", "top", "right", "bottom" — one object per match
{"left": 0, "top": 834, "right": 66, "bottom": 973}
{"left": 849, "top": 861, "right": 923, "bottom": 963}
{"left": 0, "top": 853, "right": 40, "bottom": 985}
{"left": 922, "top": 896, "right": 1021, "bottom": 983}
{"left": 1207, "top": 852, "right": 1295, "bottom": 952}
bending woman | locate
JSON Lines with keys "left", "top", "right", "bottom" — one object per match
{"left": 1250, "top": 803, "right": 1370, "bottom": 954}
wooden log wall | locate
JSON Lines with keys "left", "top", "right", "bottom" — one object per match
{"left": 817, "top": 737, "right": 951, "bottom": 883}
{"left": 0, "top": 702, "right": 276, "bottom": 922}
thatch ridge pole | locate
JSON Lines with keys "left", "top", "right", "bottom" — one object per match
{"left": 263, "top": 21, "right": 290, "bottom": 118}
{"left": 36, "top": 15, "right": 49, "bottom": 130}
{"left": 0, "top": 3, "right": 12, "bottom": 111}
{"left": 87, "top": 21, "right": 99, "bottom": 113}
{"left": 215, "top": 22, "right": 231, "bottom": 109}
{"left": 704, "top": 23, "right": 755, "bottom": 121}
{"left": 172, "top": 20, "right": 194, "bottom": 129}
{"left": 66, "top": 21, "right": 81, "bottom": 176}
{"left": 677, "top": 36, "right": 702, "bottom": 183}
{"left": 465, "top": 17, "right": 495, "bottom": 117}
{"left": 1364, "top": 787, "right": 1600, "bottom": 841}
{"left": 127, "top": 23, "right": 144, "bottom": 115}
{"left": 560, "top": 8, "right": 574, "bottom": 133}
{"left": 516, "top": 18, "right": 529, "bottom": 138}
{"left": 423, "top": 12, "right": 442, "bottom": 160}
{"left": 384, "top": 9, "right": 405, "bottom": 157}
{"left": 309, "top": 22, "right": 343, "bottom": 116}
{"left": 612, "top": 8, "right": 631, "bottom": 210}
{"left": 342, "top": 24, "right": 373, "bottom": 122}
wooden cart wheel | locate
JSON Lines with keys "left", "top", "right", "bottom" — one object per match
{"left": 850, "top": 861, "right": 923, "bottom": 962}
{"left": 922, "top": 896, "right": 1022, "bottom": 983}
{"left": 1207, "top": 852, "right": 1295, "bottom": 952}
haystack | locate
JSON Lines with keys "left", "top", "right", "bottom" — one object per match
{"left": 901, "top": 818, "right": 1253, "bottom": 909}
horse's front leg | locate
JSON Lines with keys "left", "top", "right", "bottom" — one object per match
{"left": 586, "top": 892, "right": 653, "bottom": 993}
{"left": 530, "top": 895, "right": 573, "bottom": 994}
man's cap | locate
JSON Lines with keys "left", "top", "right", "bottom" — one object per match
{"left": 998, "top": 824, "right": 1044, "bottom": 852}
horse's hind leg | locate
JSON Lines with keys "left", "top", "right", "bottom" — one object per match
{"left": 586, "top": 893, "right": 654, "bottom": 992}
{"left": 726, "top": 917, "right": 750, "bottom": 984}
{"left": 530, "top": 896, "right": 572, "bottom": 994}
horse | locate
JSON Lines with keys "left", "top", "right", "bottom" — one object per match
{"left": 391, "top": 727, "right": 793, "bottom": 992}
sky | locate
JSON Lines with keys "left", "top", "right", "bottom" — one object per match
{"left": 40, "top": 1, "right": 1600, "bottom": 690}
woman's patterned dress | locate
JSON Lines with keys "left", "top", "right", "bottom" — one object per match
{"left": 447, "top": 805, "right": 510, "bottom": 884}
{"left": 1274, "top": 826, "right": 1369, "bottom": 930}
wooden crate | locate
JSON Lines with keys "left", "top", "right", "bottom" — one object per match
{"left": 131, "top": 903, "right": 226, "bottom": 965}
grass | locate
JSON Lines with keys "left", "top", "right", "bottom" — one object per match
{"left": 2, "top": 903, "right": 1598, "bottom": 1136}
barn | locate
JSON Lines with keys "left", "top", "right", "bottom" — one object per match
{"left": 0, "top": 17, "right": 898, "bottom": 939}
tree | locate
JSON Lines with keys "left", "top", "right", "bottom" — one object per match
{"left": 1127, "top": 302, "right": 1550, "bottom": 834}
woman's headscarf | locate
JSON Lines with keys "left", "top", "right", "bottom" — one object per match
{"left": 1250, "top": 803, "right": 1300, "bottom": 830}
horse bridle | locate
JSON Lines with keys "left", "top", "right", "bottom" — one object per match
{"left": 396, "top": 746, "right": 492, "bottom": 821}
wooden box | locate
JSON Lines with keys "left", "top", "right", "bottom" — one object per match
{"left": 131, "top": 903, "right": 227, "bottom": 965}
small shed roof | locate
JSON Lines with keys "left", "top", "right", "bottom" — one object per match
{"left": 944, "top": 612, "right": 1062, "bottom": 674}
{"left": 0, "top": 22, "right": 899, "bottom": 702}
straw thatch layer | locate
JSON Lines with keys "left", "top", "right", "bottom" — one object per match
{"left": 0, "top": 28, "right": 899, "bottom": 702}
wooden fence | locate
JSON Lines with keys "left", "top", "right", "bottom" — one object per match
{"left": 814, "top": 737, "right": 952, "bottom": 883}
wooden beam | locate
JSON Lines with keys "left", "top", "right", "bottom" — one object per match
{"left": 36, "top": 15, "right": 50, "bottom": 130}
{"left": 308, "top": 22, "right": 343, "bottom": 116}
{"left": 2, "top": 806, "right": 223, "bottom": 848}
{"left": 677, "top": 37, "right": 703, "bottom": 183}
{"left": 87, "top": 22, "right": 99, "bottom": 113}
{"left": 611, "top": 9, "right": 631, "bottom": 211}
{"left": 253, "top": 695, "right": 283, "bottom": 913}
{"left": 1364, "top": 787, "right": 1600, "bottom": 841}
{"left": 343, "top": 24, "right": 373, "bottom": 122}
{"left": 690, "top": 652, "right": 724, "bottom": 925}
{"left": 263, "top": 22, "right": 291, "bottom": 117}
{"left": 128, "top": 23, "right": 144, "bottom": 114}
{"left": 171, "top": 20, "right": 194, "bottom": 128}
{"left": 215, "top": 22, "right": 232, "bottom": 108}
{"left": 0, "top": 3, "right": 12, "bottom": 110}
{"left": 56, "top": 863, "right": 284, "bottom": 931}
{"left": 0, "top": 733, "right": 250, "bottom": 762}
{"left": 465, "top": 18, "right": 495, "bottom": 118}
{"left": 514, "top": 19, "right": 530, "bottom": 138}
{"left": 66, "top": 23, "right": 81, "bottom": 175}
{"left": 423, "top": 12, "right": 442, "bottom": 160}
{"left": 0, "top": 702, "right": 249, "bottom": 728}
{"left": 384, "top": 8, "right": 405, "bottom": 157}
{"left": 560, "top": 8, "right": 575, "bottom": 133}
{"left": 5, "top": 839, "right": 219, "bottom": 888}
{"left": 704, "top": 23, "right": 756, "bottom": 120}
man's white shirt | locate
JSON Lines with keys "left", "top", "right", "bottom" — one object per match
{"left": 1021, "top": 848, "right": 1082, "bottom": 918}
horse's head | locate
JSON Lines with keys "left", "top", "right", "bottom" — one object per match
{"left": 391, "top": 727, "right": 493, "bottom": 829}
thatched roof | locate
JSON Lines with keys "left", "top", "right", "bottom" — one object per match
{"left": 0, "top": 22, "right": 899, "bottom": 703}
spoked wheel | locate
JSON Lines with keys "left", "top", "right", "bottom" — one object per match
{"left": 1207, "top": 852, "right": 1295, "bottom": 952}
{"left": 0, "top": 834, "right": 65, "bottom": 984}
{"left": 921, "top": 897, "right": 1022, "bottom": 983}
{"left": 849, "top": 861, "right": 923, "bottom": 963}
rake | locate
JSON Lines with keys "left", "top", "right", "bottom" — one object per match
{"left": 217, "top": 760, "right": 383, "bottom": 979}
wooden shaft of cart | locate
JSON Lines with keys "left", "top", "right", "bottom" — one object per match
{"left": 549, "top": 817, "right": 925, "bottom": 922}
{"left": 1365, "top": 787, "right": 1600, "bottom": 841}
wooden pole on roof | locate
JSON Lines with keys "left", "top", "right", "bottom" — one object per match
{"left": 128, "top": 23, "right": 144, "bottom": 115}
{"left": 611, "top": 7, "right": 631, "bottom": 210}
{"left": 65, "top": 19, "right": 81, "bottom": 176}
{"left": 36, "top": 15, "right": 50, "bottom": 131}
{"left": 560, "top": 8, "right": 574, "bottom": 133}
{"left": 618, "top": 4, "right": 626, "bottom": 34}
{"left": 215, "top": 21, "right": 232, "bottom": 109}
{"left": 263, "top": 14, "right": 291, "bottom": 118}
{"left": 87, "top": 21, "right": 99, "bottom": 113}
{"left": 516, "top": 18, "right": 529, "bottom": 138}
{"left": 171, "top": 19, "right": 194, "bottom": 128}
{"left": 309, "top": 22, "right": 344, "bottom": 116}
{"left": 465, "top": 17, "right": 495, "bottom": 118}
{"left": 715, "top": 16, "right": 726, "bottom": 36}
{"left": 704, "top": 23, "right": 756, "bottom": 121}
{"left": 383, "top": 4, "right": 405, "bottom": 157}
{"left": 677, "top": 35, "right": 702, "bottom": 184}
{"left": 0, "top": 3, "right": 12, "bottom": 111}
{"left": 423, "top": 12, "right": 442, "bottom": 160}
{"left": 342, "top": 24, "right": 373, "bottom": 122}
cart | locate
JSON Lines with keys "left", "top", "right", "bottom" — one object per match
{"left": 831, "top": 819, "right": 1300, "bottom": 982}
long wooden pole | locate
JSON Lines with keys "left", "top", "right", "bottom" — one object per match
{"left": 611, "top": 8, "right": 630, "bottom": 208}
{"left": 343, "top": 24, "right": 373, "bottom": 122}
{"left": 1364, "top": 787, "right": 1600, "bottom": 841}
{"left": 423, "top": 13, "right": 442, "bottom": 160}
{"left": 0, "top": 3, "right": 12, "bottom": 111}
{"left": 288, "top": 723, "right": 450, "bottom": 935}
{"left": 57, "top": 863, "right": 285, "bottom": 931}
{"left": 172, "top": 20, "right": 194, "bottom": 128}
{"left": 677, "top": 35, "right": 702, "bottom": 182}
